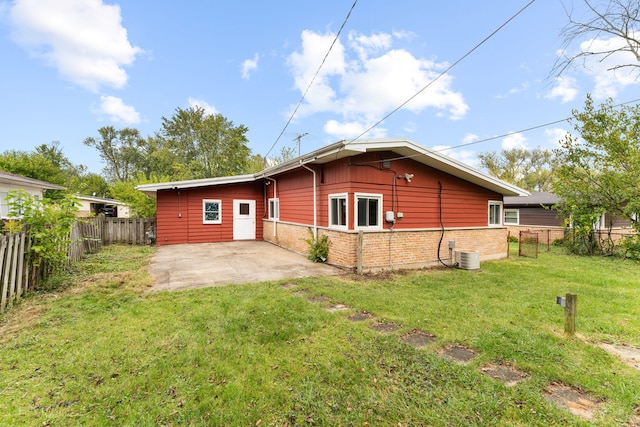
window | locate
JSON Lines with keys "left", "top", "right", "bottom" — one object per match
{"left": 268, "top": 198, "right": 279, "bottom": 220}
{"left": 328, "top": 193, "right": 347, "bottom": 229}
{"left": 355, "top": 193, "right": 382, "bottom": 229}
{"left": 0, "top": 192, "right": 8, "bottom": 219}
{"left": 203, "top": 199, "right": 222, "bottom": 224}
{"left": 504, "top": 209, "right": 519, "bottom": 225}
{"left": 488, "top": 201, "right": 503, "bottom": 226}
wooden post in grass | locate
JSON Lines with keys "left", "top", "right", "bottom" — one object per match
{"left": 356, "top": 230, "right": 363, "bottom": 275}
{"left": 564, "top": 293, "right": 577, "bottom": 336}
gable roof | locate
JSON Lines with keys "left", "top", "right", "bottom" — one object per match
{"left": 0, "top": 170, "right": 66, "bottom": 190}
{"left": 136, "top": 139, "right": 529, "bottom": 197}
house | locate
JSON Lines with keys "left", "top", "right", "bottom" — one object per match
{"left": 137, "top": 139, "right": 529, "bottom": 272}
{"left": 0, "top": 170, "right": 66, "bottom": 219}
{"left": 503, "top": 191, "right": 636, "bottom": 245}
{"left": 75, "top": 195, "right": 130, "bottom": 218}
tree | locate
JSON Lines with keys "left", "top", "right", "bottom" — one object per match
{"left": 159, "top": 106, "right": 251, "bottom": 179}
{"left": 553, "top": 95, "right": 640, "bottom": 255}
{"left": 478, "top": 147, "right": 556, "bottom": 191}
{"left": 110, "top": 174, "right": 156, "bottom": 218}
{"left": 554, "top": 0, "right": 640, "bottom": 79}
{"left": 83, "top": 126, "right": 146, "bottom": 182}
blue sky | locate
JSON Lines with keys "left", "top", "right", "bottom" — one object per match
{"left": 1, "top": 0, "right": 640, "bottom": 174}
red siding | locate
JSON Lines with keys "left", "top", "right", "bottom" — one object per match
{"left": 271, "top": 153, "right": 501, "bottom": 230}
{"left": 156, "top": 182, "right": 264, "bottom": 245}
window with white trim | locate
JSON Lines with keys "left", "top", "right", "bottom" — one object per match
{"left": 355, "top": 193, "right": 382, "bottom": 229}
{"left": 268, "top": 198, "right": 279, "bottom": 220}
{"left": 203, "top": 199, "right": 222, "bottom": 224}
{"left": 0, "top": 192, "right": 8, "bottom": 219}
{"left": 328, "top": 193, "right": 347, "bottom": 229}
{"left": 504, "top": 208, "right": 519, "bottom": 225}
{"left": 488, "top": 201, "right": 503, "bottom": 226}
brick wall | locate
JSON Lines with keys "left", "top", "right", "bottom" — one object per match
{"left": 264, "top": 219, "right": 509, "bottom": 272}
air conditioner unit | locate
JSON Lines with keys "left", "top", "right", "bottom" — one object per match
{"left": 455, "top": 250, "right": 480, "bottom": 271}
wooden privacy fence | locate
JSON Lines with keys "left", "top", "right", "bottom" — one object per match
{"left": 102, "top": 217, "right": 155, "bottom": 245}
{"left": 0, "top": 231, "right": 28, "bottom": 313}
{"left": 1, "top": 217, "right": 155, "bottom": 314}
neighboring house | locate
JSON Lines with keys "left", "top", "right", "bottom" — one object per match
{"left": 503, "top": 191, "right": 635, "bottom": 244}
{"left": 502, "top": 191, "right": 564, "bottom": 244}
{"left": 137, "top": 139, "right": 529, "bottom": 272}
{"left": 75, "top": 195, "right": 130, "bottom": 218}
{"left": 503, "top": 192, "right": 562, "bottom": 227}
{"left": 0, "top": 170, "right": 65, "bottom": 219}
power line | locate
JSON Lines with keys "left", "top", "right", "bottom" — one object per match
{"left": 264, "top": 0, "right": 358, "bottom": 160}
{"left": 345, "top": 0, "right": 537, "bottom": 144}
{"left": 434, "top": 97, "right": 640, "bottom": 153}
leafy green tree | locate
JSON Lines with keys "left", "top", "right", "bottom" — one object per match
{"left": 553, "top": 95, "right": 640, "bottom": 256}
{"left": 110, "top": 175, "right": 156, "bottom": 218}
{"left": 478, "top": 147, "right": 556, "bottom": 191}
{"left": 159, "top": 106, "right": 251, "bottom": 179}
{"left": 83, "top": 126, "right": 146, "bottom": 182}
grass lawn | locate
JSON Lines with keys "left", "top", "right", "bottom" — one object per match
{"left": 1, "top": 244, "right": 639, "bottom": 426}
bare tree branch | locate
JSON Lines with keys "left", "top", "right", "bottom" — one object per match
{"left": 552, "top": 0, "right": 640, "bottom": 79}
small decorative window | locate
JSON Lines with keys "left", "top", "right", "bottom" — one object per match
{"left": 504, "top": 209, "right": 519, "bottom": 225}
{"left": 268, "top": 198, "right": 279, "bottom": 220}
{"left": 203, "top": 199, "right": 222, "bottom": 224}
{"left": 488, "top": 201, "right": 503, "bottom": 226}
{"left": 328, "top": 193, "right": 347, "bottom": 229}
{"left": 355, "top": 193, "right": 382, "bottom": 229}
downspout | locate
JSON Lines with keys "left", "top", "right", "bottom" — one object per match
{"left": 265, "top": 177, "right": 277, "bottom": 237}
{"left": 301, "top": 163, "right": 317, "bottom": 239}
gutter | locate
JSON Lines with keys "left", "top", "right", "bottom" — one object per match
{"left": 265, "top": 177, "right": 277, "bottom": 237}
{"left": 300, "top": 163, "right": 317, "bottom": 239}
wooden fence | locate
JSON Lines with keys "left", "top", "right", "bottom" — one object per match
{"left": 0, "top": 231, "right": 28, "bottom": 313}
{"left": 1, "top": 217, "right": 155, "bottom": 314}
{"left": 102, "top": 217, "right": 155, "bottom": 245}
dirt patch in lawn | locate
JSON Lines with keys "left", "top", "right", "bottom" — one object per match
{"left": 481, "top": 363, "right": 529, "bottom": 386}
{"left": 596, "top": 343, "right": 640, "bottom": 371}
{"left": 307, "top": 295, "right": 330, "bottom": 304}
{"left": 370, "top": 322, "right": 401, "bottom": 334}
{"left": 544, "top": 383, "right": 600, "bottom": 421}
{"left": 281, "top": 282, "right": 298, "bottom": 289}
{"left": 348, "top": 311, "right": 374, "bottom": 322}
{"left": 440, "top": 344, "right": 477, "bottom": 363}
{"left": 400, "top": 330, "right": 436, "bottom": 348}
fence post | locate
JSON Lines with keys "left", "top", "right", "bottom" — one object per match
{"left": 564, "top": 293, "right": 577, "bottom": 336}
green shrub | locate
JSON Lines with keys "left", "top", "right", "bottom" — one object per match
{"left": 304, "top": 228, "right": 330, "bottom": 263}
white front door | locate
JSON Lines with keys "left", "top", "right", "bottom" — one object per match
{"left": 233, "top": 200, "right": 256, "bottom": 240}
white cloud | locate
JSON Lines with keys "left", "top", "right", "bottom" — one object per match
{"left": 501, "top": 132, "right": 527, "bottom": 150}
{"left": 241, "top": 53, "right": 259, "bottom": 79}
{"left": 545, "top": 76, "right": 578, "bottom": 103}
{"left": 287, "top": 29, "right": 468, "bottom": 137}
{"left": 556, "top": 33, "right": 640, "bottom": 99}
{"left": 324, "top": 119, "right": 387, "bottom": 140}
{"left": 98, "top": 95, "right": 140, "bottom": 124}
{"left": 188, "top": 98, "right": 217, "bottom": 115}
{"left": 8, "top": 0, "right": 142, "bottom": 92}
{"left": 432, "top": 144, "right": 480, "bottom": 169}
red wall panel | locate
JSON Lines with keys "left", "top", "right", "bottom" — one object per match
{"left": 156, "top": 181, "right": 264, "bottom": 245}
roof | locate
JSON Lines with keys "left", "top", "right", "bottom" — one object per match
{"left": 503, "top": 191, "right": 559, "bottom": 207}
{"left": 136, "top": 139, "right": 530, "bottom": 197}
{"left": 0, "top": 170, "right": 66, "bottom": 190}
{"left": 76, "top": 195, "right": 128, "bottom": 206}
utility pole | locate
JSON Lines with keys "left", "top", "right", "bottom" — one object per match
{"left": 294, "top": 133, "right": 308, "bottom": 157}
